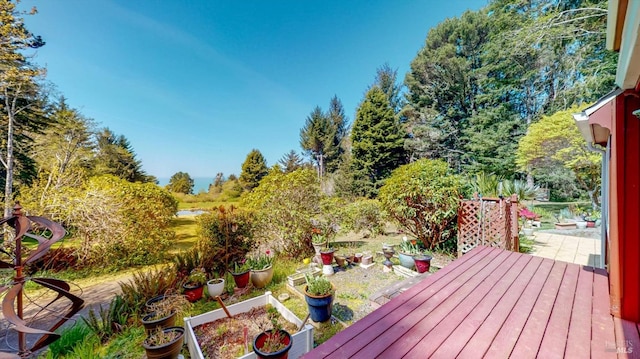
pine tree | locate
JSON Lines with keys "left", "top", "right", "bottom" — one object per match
{"left": 278, "top": 150, "right": 303, "bottom": 173}
{"left": 351, "top": 86, "right": 406, "bottom": 197}
{"left": 239, "top": 149, "right": 268, "bottom": 191}
{"left": 167, "top": 171, "right": 194, "bottom": 194}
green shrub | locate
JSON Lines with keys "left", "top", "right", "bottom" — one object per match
{"left": 379, "top": 159, "right": 463, "bottom": 250}
{"left": 241, "top": 168, "right": 322, "bottom": 258}
{"left": 341, "top": 199, "right": 385, "bottom": 237}
{"left": 195, "top": 205, "right": 254, "bottom": 275}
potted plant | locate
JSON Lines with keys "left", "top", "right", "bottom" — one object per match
{"left": 231, "top": 259, "right": 251, "bottom": 289}
{"left": 398, "top": 240, "right": 420, "bottom": 269}
{"left": 142, "top": 294, "right": 189, "bottom": 332}
{"left": 519, "top": 207, "right": 538, "bottom": 236}
{"left": 253, "top": 306, "right": 293, "bottom": 359}
{"left": 183, "top": 268, "right": 207, "bottom": 302}
{"left": 412, "top": 251, "right": 433, "bottom": 273}
{"left": 249, "top": 249, "right": 275, "bottom": 289}
{"left": 206, "top": 272, "right": 225, "bottom": 298}
{"left": 303, "top": 274, "right": 334, "bottom": 323}
{"left": 142, "top": 326, "right": 184, "bottom": 359}
{"left": 311, "top": 227, "right": 327, "bottom": 257}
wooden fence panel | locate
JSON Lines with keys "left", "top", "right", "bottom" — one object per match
{"left": 457, "top": 194, "right": 519, "bottom": 257}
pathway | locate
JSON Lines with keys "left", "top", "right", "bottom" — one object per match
{"left": 529, "top": 230, "right": 602, "bottom": 267}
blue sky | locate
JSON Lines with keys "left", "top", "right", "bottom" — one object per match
{"left": 21, "top": 0, "right": 487, "bottom": 179}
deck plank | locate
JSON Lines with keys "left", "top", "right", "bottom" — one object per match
{"left": 592, "top": 268, "right": 617, "bottom": 358}
{"left": 480, "top": 258, "right": 556, "bottom": 358}
{"left": 537, "top": 263, "right": 580, "bottom": 358}
{"left": 380, "top": 250, "right": 525, "bottom": 358}
{"left": 431, "top": 254, "right": 543, "bottom": 359}
{"left": 510, "top": 260, "right": 568, "bottom": 358}
{"left": 613, "top": 317, "right": 640, "bottom": 358}
{"left": 565, "top": 266, "right": 595, "bottom": 358}
{"left": 302, "top": 246, "right": 495, "bottom": 358}
{"left": 406, "top": 251, "right": 534, "bottom": 358}
{"left": 353, "top": 248, "right": 513, "bottom": 358}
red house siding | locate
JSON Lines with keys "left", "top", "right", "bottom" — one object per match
{"left": 609, "top": 89, "right": 640, "bottom": 322}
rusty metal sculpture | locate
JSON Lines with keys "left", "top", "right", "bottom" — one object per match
{"left": 0, "top": 203, "right": 84, "bottom": 357}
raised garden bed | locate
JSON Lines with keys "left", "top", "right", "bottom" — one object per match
{"left": 184, "top": 292, "right": 314, "bottom": 359}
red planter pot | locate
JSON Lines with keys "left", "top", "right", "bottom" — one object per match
{"left": 413, "top": 255, "right": 433, "bottom": 274}
{"left": 183, "top": 284, "right": 204, "bottom": 302}
{"left": 232, "top": 270, "right": 251, "bottom": 288}
{"left": 320, "top": 250, "right": 335, "bottom": 265}
{"left": 253, "top": 329, "right": 292, "bottom": 359}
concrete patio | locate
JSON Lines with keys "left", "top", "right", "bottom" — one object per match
{"left": 529, "top": 231, "right": 602, "bottom": 267}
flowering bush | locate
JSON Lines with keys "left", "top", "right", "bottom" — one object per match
{"left": 519, "top": 207, "right": 539, "bottom": 221}
{"left": 248, "top": 250, "right": 275, "bottom": 270}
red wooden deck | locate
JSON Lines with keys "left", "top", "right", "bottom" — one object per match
{"left": 303, "top": 246, "right": 640, "bottom": 358}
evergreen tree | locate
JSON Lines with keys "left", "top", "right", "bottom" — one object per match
{"left": 300, "top": 106, "right": 331, "bottom": 177}
{"left": 325, "top": 95, "right": 348, "bottom": 172}
{"left": 374, "top": 63, "right": 404, "bottom": 116}
{"left": 167, "top": 171, "right": 194, "bottom": 194}
{"left": 351, "top": 86, "right": 405, "bottom": 197}
{"left": 93, "top": 128, "right": 153, "bottom": 183}
{"left": 239, "top": 149, "right": 268, "bottom": 191}
{"left": 278, "top": 150, "right": 303, "bottom": 173}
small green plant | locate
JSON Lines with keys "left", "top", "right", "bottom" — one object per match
{"left": 247, "top": 249, "right": 274, "bottom": 270}
{"left": 185, "top": 268, "right": 207, "bottom": 286}
{"left": 232, "top": 259, "right": 251, "bottom": 273}
{"left": 305, "top": 274, "right": 333, "bottom": 296}
{"left": 398, "top": 240, "right": 421, "bottom": 255}
{"left": 82, "top": 296, "right": 126, "bottom": 343}
{"left": 256, "top": 306, "right": 288, "bottom": 353}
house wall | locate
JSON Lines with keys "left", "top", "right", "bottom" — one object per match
{"left": 609, "top": 89, "right": 640, "bottom": 322}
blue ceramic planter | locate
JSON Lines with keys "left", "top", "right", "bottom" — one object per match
{"left": 304, "top": 289, "right": 333, "bottom": 323}
{"left": 398, "top": 252, "right": 416, "bottom": 269}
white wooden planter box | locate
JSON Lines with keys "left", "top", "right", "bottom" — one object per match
{"left": 184, "top": 291, "right": 314, "bottom": 359}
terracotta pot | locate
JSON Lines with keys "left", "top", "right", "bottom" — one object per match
{"left": 253, "top": 329, "right": 292, "bottom": 359}
{"left": 335, "top": 255, "right": 346, "bottom": 267}
{"left": 251, "top": 266, "right": 274, "bottom": 289}
{"left": 231, "top": 270, "right": 250, "bottom": 288}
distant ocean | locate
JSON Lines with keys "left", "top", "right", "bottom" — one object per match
{"left": 156, "top": 177, "right": 213, "bottom": 194}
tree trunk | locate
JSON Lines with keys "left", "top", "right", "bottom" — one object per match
{"left": 4, "top": 101, "right": 15, "bottom": 219}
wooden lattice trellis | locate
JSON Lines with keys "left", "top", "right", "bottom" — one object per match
{"left": 457, "top": 194, "right": 519, "bottom": 257}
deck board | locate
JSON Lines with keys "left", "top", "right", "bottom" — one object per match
{"left": 593, "top": 268, "right": 618, "bottom": 358}
{"left": 431, "top": 255, "right": 543, "bottom": 359}
{"left": 565, "top": 266, "right": 595, "bottom": 358}
{"left": 352, "top": 248, "right": 511, "bottom": 358}
{"left": 537, "top": 262, "right": 580, "bottom": 358}
{"left": 409, "top": 251, "right": 533, "bottom": 358}
{"left": 307, "top": 246, "right": 495, "bottom": 358}
{"left": 379, "top": 250, "right": 522, "bottom": 358}
{"left": 302, "top": 246, "right": 637, "bottom": 359}
{"left": 477, "top": 258, "right": 556, "bottom": 358}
